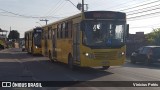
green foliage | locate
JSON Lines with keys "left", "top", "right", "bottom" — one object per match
{"left": 145, "top": 28, "right": 160, "bottom": 45}
{"left": 8, "top": 30, "right": 20, "bottom": 41}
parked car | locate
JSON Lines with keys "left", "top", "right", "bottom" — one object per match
{"left": 130, "top": 46, "right": 160, "bottom": 65}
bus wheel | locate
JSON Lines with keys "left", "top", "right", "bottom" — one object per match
{"left": 102, "top": 66, "right": 110, "bottom": 70}
{"left": 49, "top": 51, "right": 54, "bottom": 62}
{"left": 68, "top": 55, "right": 74, "bottom": 70}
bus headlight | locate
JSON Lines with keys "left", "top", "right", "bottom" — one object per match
{"left": 85, "top": 53, "right": 89, "bottom": 56}
{"left": 84, "top": 52, "right": 95, "bottom": 59}
{"left": 118, "top": 51, "right": 125, "bottom": 57}
{"left": 122, "top": 52, "right": 125, "bottom": 55}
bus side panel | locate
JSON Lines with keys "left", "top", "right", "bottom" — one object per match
{"left": 41, "top": 28, "right": 46, "bottom": 56}
{"left": 60, "top": 39, "right": 72, "bottom": 64}
{"left": 28, "top": 38, "right": 32, "bottom": 53}
{"left": 41, "top": 39, "right": 45, "bottom": 56}
{"left": 47, "top": 27, "right": 52, "bottom": 56}
{"left": 56, "top": 40, "right": 62, "bottom": 61}
{"left": 47, "top": 39, "right": 52, "bottom": 56}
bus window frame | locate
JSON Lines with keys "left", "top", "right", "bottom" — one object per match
{"left": 48, "top": 27, "right": 52, "bottom": 40}
{"left": 65, "top": 22, "right": 69, "bottom": 38}
{"left": 68, "top": 21, "right": 72, "bottom": 38}
{"left": 62, "top": 22, "right": 66, "bottom": 38}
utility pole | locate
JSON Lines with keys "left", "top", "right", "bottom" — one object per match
{"left": 82, "top": 0, "right": 84, "bottom": 13}
{"left": 10, "top": 26, "right": 11, "bottom": 31}
{"left": 40, "top": 19, "right": 49, "bottom": 25}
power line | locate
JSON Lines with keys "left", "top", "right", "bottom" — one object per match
{"left": 45, "top": 0, "right": 64, "bottom": 16}
{"left": 130, "top": 23, "right": 160, "bottom": 29}
{"left": 120, "top": 0, "right": 160, "bottom": 11}
{"left": 67, "top": 0, "right": 78, "bottom": 9}
{"left": 0, "top": 8, "right": 63, "bottom": 19}
{"left": 47, "top": 0, "right": 66, "bottom": 16}
{"left": 51, "top": 1, "right": 68, "bottom": 15}
{"left": 44, "top": 0, "right": 63, "bottom": 16}
{"left": 106, "top": 0, "right": 136, "bottom": 10}
{"left": 126, "top": 3, "right": 160, "bottom": 14}
{"left": 91, "top": 0, "right": 135, "bottom": 10}
{"left": 127, "top": 7, "right": 160, "bottom": 16}
{"left": 114, "top": 0, "right": 148, "bottom": 11}
{"left": 127, "top": 11, "right": 160, "bottom": 20}
{"left": 116, "top": 0, "right": 160, "bottom": 21}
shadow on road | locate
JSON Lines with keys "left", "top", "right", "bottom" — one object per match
{"left": 0, "top": 48, "right": 116, "bottom": 88}
{"left": 0, "top": 49, "right": 114, "bottom": 83}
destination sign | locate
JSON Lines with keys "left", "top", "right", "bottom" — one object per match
{"left": 34, "top": 27, "right": 43, "bottom": 33}
{"left": 84, "top": 11, "right": 126, "bottom": 19}
{"left": 35, "top": 30, "right": 42, "bottom": 32}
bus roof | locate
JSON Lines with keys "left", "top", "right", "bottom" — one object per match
{"left": 42, "top": 11, "right": 126, "bottom": 28}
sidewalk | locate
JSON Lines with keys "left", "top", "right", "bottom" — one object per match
{"left": 0, "top": 48, "right": 8, "bottom": 52}
{"left": 0, "top": 48, "right": 22, "bottom": 53}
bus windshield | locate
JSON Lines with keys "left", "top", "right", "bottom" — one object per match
{"left": 34, "top": 31, "right": 42, "bottom": 47}
{"left": 83, "top": 20, "right": 125, "bottom": 48}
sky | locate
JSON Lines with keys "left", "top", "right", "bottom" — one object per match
{"left": 0, "top": 0, "right": 160, "bottom": 38}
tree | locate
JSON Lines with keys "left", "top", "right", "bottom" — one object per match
{"left": 145, "top": 28, "right": 160, "bottom": 45}
{"left": 8, "top": 30, "right": 20, "bottom": 41}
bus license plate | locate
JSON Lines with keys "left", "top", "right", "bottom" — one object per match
{"left": 101, "top": 61, "right": 109, "bottom": 65}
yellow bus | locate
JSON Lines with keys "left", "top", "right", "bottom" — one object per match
{"left": 41, "top": 11, "right": 129, "bottom": 69}
{"left": 0, "top": 29, "right": 7, "bottom": 49}
{"left": 24, "top": 27, "right": 43, "bottom": 55}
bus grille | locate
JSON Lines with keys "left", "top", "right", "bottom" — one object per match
{"left": 94, "top": 51, "right": 117, "bottom": 60}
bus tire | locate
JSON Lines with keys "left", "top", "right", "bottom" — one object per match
{"left": 49, "top": 51, "right": 54, "bottom": 62}
{"left": 102, "top": 66, "right": 110, "bottom": 70}
{"left": 68, "top": 55, "right": 74, "bottom": 70}
{"left": 31, "top": 47, "right": 34, "bottom": 55}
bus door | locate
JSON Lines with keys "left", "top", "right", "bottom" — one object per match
{"left": 44, "top": 30, "right": 48, "bottom": 56}
{"left": 52, "top": 29, "right": 57, "bottom": 59}
{"left": 26, "top": 34, "right": 29, "bottom": 52}
{"left": 73, "top": 23, "right": 80, "bottom": 63}
{"left": 32, "top": 32, "right": 34, "bottom": 53}
{"left": 29, "top": 32, "right": 32, "bottom": 53}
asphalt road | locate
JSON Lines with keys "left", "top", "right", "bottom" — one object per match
{"left": 0, "top": 48, "right": 160, "bottom": 90}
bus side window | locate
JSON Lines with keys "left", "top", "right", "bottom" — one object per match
{"left": 52, "top": 29, "right": 55, "bottom": 39}
{"left": 68, "top": 21, "right": 72, "bottom": 38}
{"left": 29, "top": 32, "right": 32, "bottom": 40}
{"left": 48, "top": 27, "right": 50, "bottom": 39}
{"left": 45, "top": 31, "right": 48, "bottom": 39}
{"left": 60, "top": 23, "right": 63, "bottom": 39}
{"left": 41, "top": 30, "right": 44, "bottom": 40}
{"left": 65, "top": 22, "right": 69, "bottom": 38}
{"left": 62, "top": 22, "right": 66, "bottom": 38}
{"left": 48, "top": 27, "right": 52, "bottom": 40}
{"left": 57, "top": 24, "right": 60, "bottom": 39}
